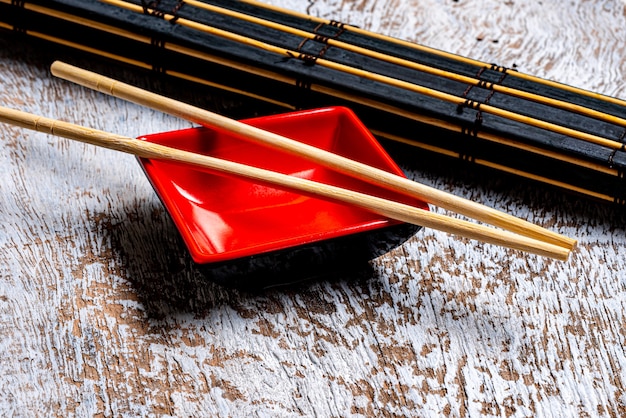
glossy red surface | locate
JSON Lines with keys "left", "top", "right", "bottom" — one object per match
{"left": 138, "top": 107, "right": 428, "bottom": 264}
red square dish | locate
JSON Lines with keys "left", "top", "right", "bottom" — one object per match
{"left": 137, "top": 107, "right": 427, "bottom": 288}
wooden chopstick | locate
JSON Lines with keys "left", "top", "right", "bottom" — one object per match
{"left": 0, "top": 105, "right": 571, "bottom": 260}
{"left": 49, "top": 61, "right": 576, "bottom": 251}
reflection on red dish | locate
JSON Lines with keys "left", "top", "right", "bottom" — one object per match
{"left": 137, "top": 107, "right": 428, "bottom": 264}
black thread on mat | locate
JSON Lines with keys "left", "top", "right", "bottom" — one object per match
{"left": 9, "top": 0, "right": 26, "bottom": 33}
{"left": 150, "top": 37, "right": 165, "bottom": 48}
{"left": 612, "top": 154, "right": 625, "bottom": 206}
{"left": 482, "top": 71, "right": 508, "bottom": 105}
{"left": 286, "top": 51, "right": 319, "bottom": 66}
{"left": 489, "top": 63, "right": 515, "bottom": 73}
{"left": 457, "top": 99, "right": 483, "bottom": 140}
{"left": 460, "top": 67, "right": 486, "bottom": 99}
{"left": 298, "top": 53, "right": 318, "bottom": 66}
{"left": 457, "top": 98, "right": 482, "bottom": 163}
{"left": 295, "top": 79, "right": 312, "bottom": 90}
{"left": 457, "top": 125, "right": 478, "bottom": 163}
{"left": 458, "top": 99, "right": 482, "bottom": 111}
{"left": 459, "top": 153, "right": 476, "bottom": 163}
{"left": 457, "top": 66, "right": 510, "bottom": 149}
{"left": 317, "top": 20, "right": 347, "bottom": 58}
{"left": 296, "top": 38, "right": 309, "bottom": 53}
{"left": 607, "top": 129, "right": 626, "bottom": 169}
{"left": 140, "top": 0, "right": 165, "bottom": 18}
{"left": 460, "top": 66, "right": 508, "bottom": 107}
{"left": 296, "top": 27, "right": 330, "bottom": 55}
{"left": 169, "top": 0, "right": 185, "bottom": 24}
{"left": 460, "top": 122, "right": 481, "bottom": 138}
{"left": 295, "top": 20, "right": 347, "bottom": 62}
{"left": 610, "top": 129, "right": 626, "bottom": 206}
{"left": 150, "top": 37, "right": 167, "bottom": 73}
{"left": 293, "top": 77, "right": 314, "bottom": 110}
{"left": 326, "top": 20, "right": 348, "bottom": 38}
{"left": 458, "top": 68, "right": 487, "bottom": 134}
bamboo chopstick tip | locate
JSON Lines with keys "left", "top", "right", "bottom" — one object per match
{"left": 50, "top": 60, "right": 69, "bottom": 78}
{"left": 547, "top": 238, "right": 576, "bottom": 261}
{"left": 51, "top": 61, "right": 102, "bottom": 92}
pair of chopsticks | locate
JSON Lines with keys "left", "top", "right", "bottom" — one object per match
{"left": 0, "top": 61, "right": 576, "bottom": 260}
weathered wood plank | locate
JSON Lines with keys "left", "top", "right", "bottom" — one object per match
{"left": 0, "top": 0, "right": 625, "bottom": 416}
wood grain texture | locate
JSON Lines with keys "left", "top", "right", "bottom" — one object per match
{"left": 1, "top": 0, "right": 625, "bottom": 416}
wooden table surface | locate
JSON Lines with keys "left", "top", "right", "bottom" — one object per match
{"left": 1, "top": 1, "right": 626, "bottom": 416}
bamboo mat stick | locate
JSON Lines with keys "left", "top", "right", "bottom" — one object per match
{"left": 50, "top": 61, "right": 576, "bottom": 250}
{"left": 0, "top": 106, "right": 571, "bottom": 260}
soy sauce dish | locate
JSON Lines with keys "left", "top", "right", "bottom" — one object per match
{"left": 137, "top": 107, "right": 427, "bottom": 289}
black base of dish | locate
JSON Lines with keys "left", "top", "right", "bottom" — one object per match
{"left": 197, "top": 223, "right": 420, "bottom": 290}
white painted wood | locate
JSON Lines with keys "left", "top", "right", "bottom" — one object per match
{"left": 0, "top": 0, "right": 625, "bottom": 416}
